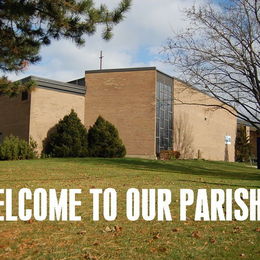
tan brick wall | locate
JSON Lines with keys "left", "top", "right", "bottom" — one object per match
{"left": 85, "top": 70, "right": 157, "bottom": 158}
{"left": 29, "top": 88, "right": 85, "bottom": 154}
{"left": 174, "top": 80, "right": 237, "bottom": 161}
{"left": 0, "top": 94, "right": 30, "bottom": 141}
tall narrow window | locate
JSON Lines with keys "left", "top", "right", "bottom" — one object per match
{"left": 156, "top": 80, "right": 173, "bottom": 154}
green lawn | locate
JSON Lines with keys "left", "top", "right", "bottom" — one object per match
{"left": 0, "top": 158, "right": 259, "bottom": 259}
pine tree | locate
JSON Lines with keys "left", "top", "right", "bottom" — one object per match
{"left": 0, "top": 0, "right": 131, "bottom": 96}
{"left": 44, "top": 110, "right": 88, "bottom": 157}
{"left": 235, "top": 126, "right": 251, "bottom": 162}
{"left": 0, "top": 77, "right": 35, "bottom": 97}
{"left": 88, "top": 116, "right": 126, "bottom": 158}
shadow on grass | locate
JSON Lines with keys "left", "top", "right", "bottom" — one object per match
{"left": 57, "top": 157, "right": 260, "bottom": 182}
{"left": 178, "top": 179, "right": 260, "bottom": 188}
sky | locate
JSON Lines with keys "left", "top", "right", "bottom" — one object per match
{"left": 6, "top": 0, "right": 208, "bottom": 82}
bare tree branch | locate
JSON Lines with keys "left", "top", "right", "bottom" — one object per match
{"left": 163, "top": 0, "right": 260, "bottom": 130}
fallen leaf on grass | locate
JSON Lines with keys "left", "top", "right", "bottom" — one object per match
{"left": 146, "top": 239, "right": 154, "bottom": 244}
{"left": 25, "top": 219, "right": 34, "bottom": 224}
{"left": 255, "top": 228, "right": 260, "bottom": 232}
{"left": 84, "top": 253, "right": 98, "bottom": 260}
{"left": 114, "top": 225, "right": 122, "bottom": 232}
{"left": 233, "top": 226, "right": 242, "bottom": 233}
{"left": 104, "top": 226, "right": 112, "bottom": 233}
{"left": 158, "top": 247, "right": 167, "bottom": 253}
{"left": 191, "top": 231, "right": 201, "bottom": 239}
{"left": 153, "top": 233, "right": 160, "bottom": 240}
{"left": 209, "top": 238, "right": 216, "bottom": 244}
{"left": 172, "top": 228, "right": 179, "bottom": 232}
{"left": 103, "top": 225, "right": 122, "bottom": 233}
{"left": 77, "top": 230, "right": 87, "bottom": 235}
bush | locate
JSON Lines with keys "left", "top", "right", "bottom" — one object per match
{"left": 88, "top": 116, "right": 126, "bottom": 158}
{"left": 0, "top": 135, "right": 38, "bottom": 160}
{"left": 44, "top": 110, "right": 88, "bottom": 157}
{"left": 159, "top": 150, "right": 181, "bottom": 160}
{"left": 172, "top": 151, "right": 181, "bottom": 159}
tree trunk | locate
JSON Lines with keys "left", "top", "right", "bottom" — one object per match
{"left": 257, "top": 137, "right": 260, "bottom": 170}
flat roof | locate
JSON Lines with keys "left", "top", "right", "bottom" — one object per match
{"left": 85, "top": 67, "right": 224, "bottom": 102}
{"left": 85, "top": 66, "right": 183, "bottom": 83}
{"left": 85, "top": 67, "right": 157, "bottom": 74}
{"left": 21, "top": 76, "right": 86, "bottom": 96}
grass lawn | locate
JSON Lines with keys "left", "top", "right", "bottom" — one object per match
{"left": 0, "top": 158, "right": 259, "bottom": 259}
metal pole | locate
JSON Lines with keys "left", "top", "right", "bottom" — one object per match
{"left": 99, "top": 51, "right": 103, "bottom": 70}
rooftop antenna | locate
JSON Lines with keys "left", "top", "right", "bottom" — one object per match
{"left": 99, "top": 51, "right": 104, "bottom": 70}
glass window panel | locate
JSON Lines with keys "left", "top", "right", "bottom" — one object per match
{"left": 156, "top": 80, "right": 173, "bottom": 153}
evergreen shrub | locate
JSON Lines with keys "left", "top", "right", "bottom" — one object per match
{"left": 44, "top": 110, "right": 88, "bottom": 157}
{"left": 0, "top": 135, "right": 37, "bottom": 160}
{"left": 88, "top": 116, "right": 126, "bottom": 158}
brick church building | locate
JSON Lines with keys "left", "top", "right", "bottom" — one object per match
{"left": 0, "top": 67, "right": 237, "bottom": 161}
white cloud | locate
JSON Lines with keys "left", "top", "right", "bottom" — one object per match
{"left": 5, "top": 0, "right": 208, "bottom": 82}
